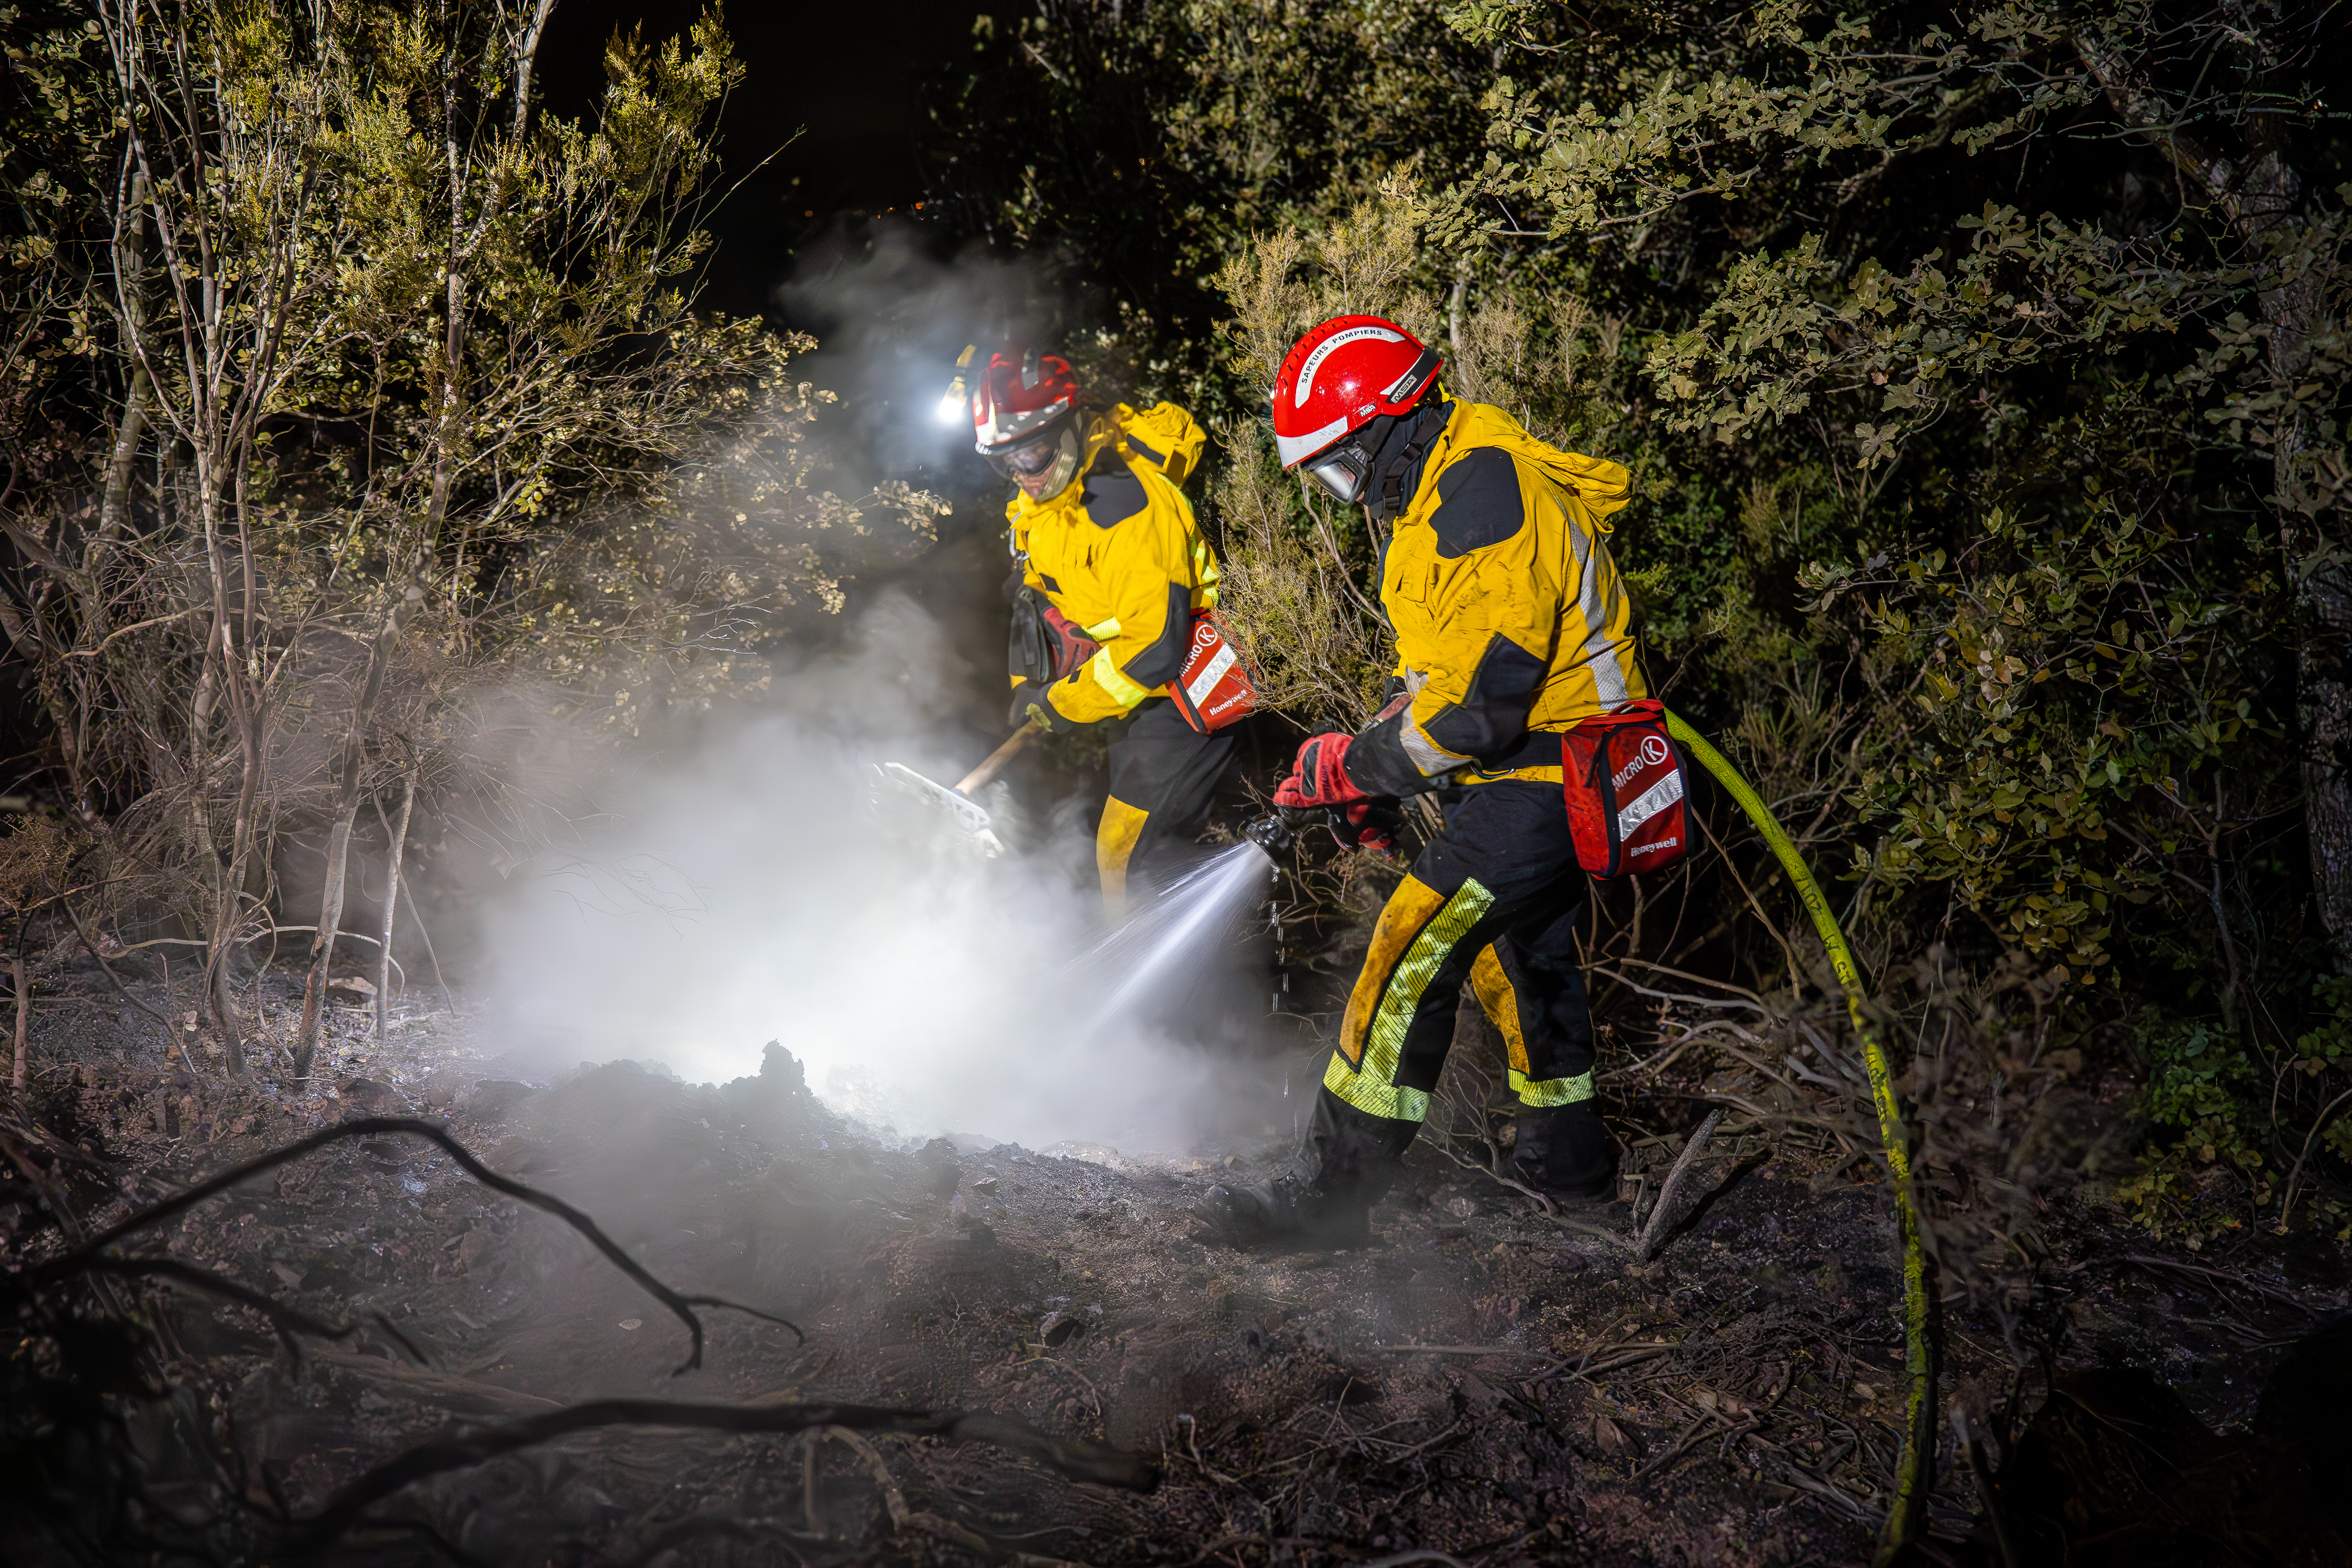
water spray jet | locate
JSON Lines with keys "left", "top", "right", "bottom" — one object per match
{"left": 1071, "top": 840, "right": 1276, "bottom": 1031}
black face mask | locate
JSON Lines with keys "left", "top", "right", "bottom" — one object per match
{"left": 1367, "top": 402, "right": 1448, "bottom": 520}
{"left": 1300, "top": 401, "right": 1450, "bottom": 518}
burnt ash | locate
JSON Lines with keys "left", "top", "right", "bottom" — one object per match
{"left": 4, "top": 975, "right": 2349, "bottom": 1567}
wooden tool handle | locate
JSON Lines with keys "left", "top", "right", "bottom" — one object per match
{"left": 953, "top": 719, "right": 1041, "bottom": 795}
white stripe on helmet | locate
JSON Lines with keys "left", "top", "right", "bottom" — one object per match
{"left": 1274, "top": 412, "right": 1354, "bottom": 467}
{"left": 1293, "top": 325, "right": 1406, "bottom": 408}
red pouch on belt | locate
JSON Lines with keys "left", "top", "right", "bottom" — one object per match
{"left": 1561, "top": 698, "right": 1690, "bottom": 877}
{"left": 1171, "top": 611, "right": 1259, "bottom": 733}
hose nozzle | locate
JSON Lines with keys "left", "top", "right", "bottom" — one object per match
{"left": 1243, "top": 808, "right": 1312, "bottom": 856}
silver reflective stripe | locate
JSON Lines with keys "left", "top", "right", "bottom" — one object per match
{"left": 1395, "top": 668, "right": 1466, "bottom": 777}
{"left": 1185, "top": 641, "right": 1237, "bottom": 704}
{"left": 1568, "top": 503, "right": 1629, "bottom": 705}
{"left": 1400, "top": 711, "right": 1461, "bottom": 777}
{"left": 1617, "top": 769, "right": 1684, "bottom": 838}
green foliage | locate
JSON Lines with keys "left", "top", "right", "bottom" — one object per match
{"left": 934, "top": 0, "right": 1501, "bottom": 415}
{"left": 1649, "top": 209, "right": 2198, "bottom": 465}
{"left": 929, "top": 0, "right": 2352, "bottom": 1240}
{"left": 0, "top": 1, "right": 939, "bottom": 951}
{"left": 2113, "top": 1015, "right": 2267, "bottom": 1244}
{"left": 1815, "top": 488, "right": 2288, "bottom": 984}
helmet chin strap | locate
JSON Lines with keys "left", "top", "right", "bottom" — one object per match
{"left": 1368, "top": 400, "right": 1448, "bottom": 521}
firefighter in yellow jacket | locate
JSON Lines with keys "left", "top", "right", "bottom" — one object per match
{"left": 972, "top": 348, "right": 1233, "bottom": 920}
{"left": 1198, "top": 315, "right": 1642, "bottom": 1244}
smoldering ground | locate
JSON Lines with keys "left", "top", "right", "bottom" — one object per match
{"left": 437, "top": 219, "right": 1282, "bottom": 1153}
{"left": 476, "top": 587, "right": 1292, "bottom": 1155}
{"left": 20, "top": 950, "right": 2348, "bottom": 1568}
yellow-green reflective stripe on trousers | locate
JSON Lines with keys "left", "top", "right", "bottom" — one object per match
{"left": 1509, "top": 1068, "right": 1595, "bottom": 1106}
{"left": 1323, "top": 877, "right": 1495, "bottom": 1123}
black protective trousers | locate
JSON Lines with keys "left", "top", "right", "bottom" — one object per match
{"left": 1303, "top": 779, "right": 1615, "bottom": 1202}
{"left": 1095, "top": 697, "right": 1238, "bottom": 920}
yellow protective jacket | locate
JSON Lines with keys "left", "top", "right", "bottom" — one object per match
{"left": 1344, "top": 400, "right": 1645, "bottom": 795}
{"left": 1007, "top": 403, "right": 1218, "bottom": 727}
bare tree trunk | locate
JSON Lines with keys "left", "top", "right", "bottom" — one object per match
{"left": 511, "top": 0, "right": 558, "bottom": 136}
{"left": 2306, "top": 574, "right": 2352, "bottom": 965}
{"left": 193, "top": 468, "right": 256, "bottom": 1079}
{"left": 11, "top": 952, "right": 27, "bottom": 1091}
{"left": 372, "top": 769, "right": 416, "bottom": 1044}
{"left": 188, "top": 626, "right": 253, "bottom": 1078}
{"left": 93, "top": 366, "right": 147, "bottom": 566}
{"left": 207, "top": 706, "right": 263, "bottom": 1078}
{"left": 294, "top": 588, "right": 417, "bottom": 1082}
{"left": 296, "top": 783, "right": 360, "bottom": 1080}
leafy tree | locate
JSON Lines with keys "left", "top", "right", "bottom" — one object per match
{"left": 0, "top": 0, "right": 940, "bottom": 1078}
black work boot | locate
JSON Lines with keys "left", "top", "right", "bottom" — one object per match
{"left": 1511, "top": 1100, "right": 1617, "bottom": 1205}
{"left": 1192, "top": 1088, "right": 1409, "bottom": 1248}
{"left": 1192, "top": 1167, "right": 1374, "bottom": 1248}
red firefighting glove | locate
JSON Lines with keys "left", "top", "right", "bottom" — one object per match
{"left": 1273, "top": 732, "right": 1368, "bottom": 809}
{"left": 1331, "top": 800, "right": 1399, "bottom": 856}
{"left": 1038, "top": 603, "right": 1101, "bottom": 683}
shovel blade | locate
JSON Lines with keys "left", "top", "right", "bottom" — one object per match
{"left": 869, "top": 762, "right": 1005, "bottom": 857}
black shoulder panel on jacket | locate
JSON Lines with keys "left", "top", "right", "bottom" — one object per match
{"left": 1427, "top": 446, "right": 1526, "bottom": 559}
{"left": 1423, "top": 633, "right": 1545, "bottom": 759}
{"left": 1121, "top": 582, "right": 1195, "bottom": 689}
{"left": 1082, "top": 462, "right": 1150, "bottom": 530}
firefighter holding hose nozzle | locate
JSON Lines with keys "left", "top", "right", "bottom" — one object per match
{"left": 972, "top": 348, "right": 1235, "bottom": 922}
{"left": 1197, "top": 316, "right": 1650, "bottom": 1246}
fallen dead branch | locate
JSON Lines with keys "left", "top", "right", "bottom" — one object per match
{"left": 1637, "top": 1109, "right": 1725, "bottom": 1261}
{"left": 2113, "top": 1253, "right": 2332, "bottom": 1317}
{"left": 820, "top": 1425, "right": 995, "bottom": 1554}
{"left": 1030, "top": 1352, "right": 1107, "bottom": 1421}
{"left": 1630, "top": 1412, "right": 1763, "bottom": 1485}
{"left": 294, "top": 1401, "right": 1158, "bottom": 1553}
{"left": 1535, "top": 1343, "right": 1676, "bottom": 1384}
{"left": 65, "top": 1254, "right": 362, "bottom": 1347}
{"left": 3, "top": 1112, "right": 1159, "bottom": 1563}
{"left": 14, "top": 1115, "right": 802, "bottom": 1371}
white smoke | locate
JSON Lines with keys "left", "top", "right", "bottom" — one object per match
{"left": 476, "top": 590, "right": 1285, "bottom": 1153}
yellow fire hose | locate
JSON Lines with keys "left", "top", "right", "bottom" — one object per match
{"left": 1663, "top": 711, "right": 1933, "bottom": 1564}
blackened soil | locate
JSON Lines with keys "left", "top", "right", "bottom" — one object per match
{"left": 5, "top": 985, "right": 2349, "bottom": 1567}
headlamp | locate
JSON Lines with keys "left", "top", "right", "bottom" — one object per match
{"left": 936, "top": 343, "right": 977, "bottom": 426}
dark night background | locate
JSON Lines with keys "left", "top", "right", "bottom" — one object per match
{"left": 534, "top": 0, "right": 1081, "bottom": 767}
{"left": 537, "top": 0, "right": 991, "bottom": 321}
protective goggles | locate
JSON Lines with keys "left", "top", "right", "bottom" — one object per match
{"left": 987, "top": 431, "right": 1063, "bottom": 479}
{"left": 983, "top": 421, "right": 1081, "bottom": 499}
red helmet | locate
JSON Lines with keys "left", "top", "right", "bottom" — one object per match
{"left": 973, "top": 348, "right": 1085, "bottom": 499}
{"left": 1270, "top": 316, "right": 1443, "bottom": 499}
